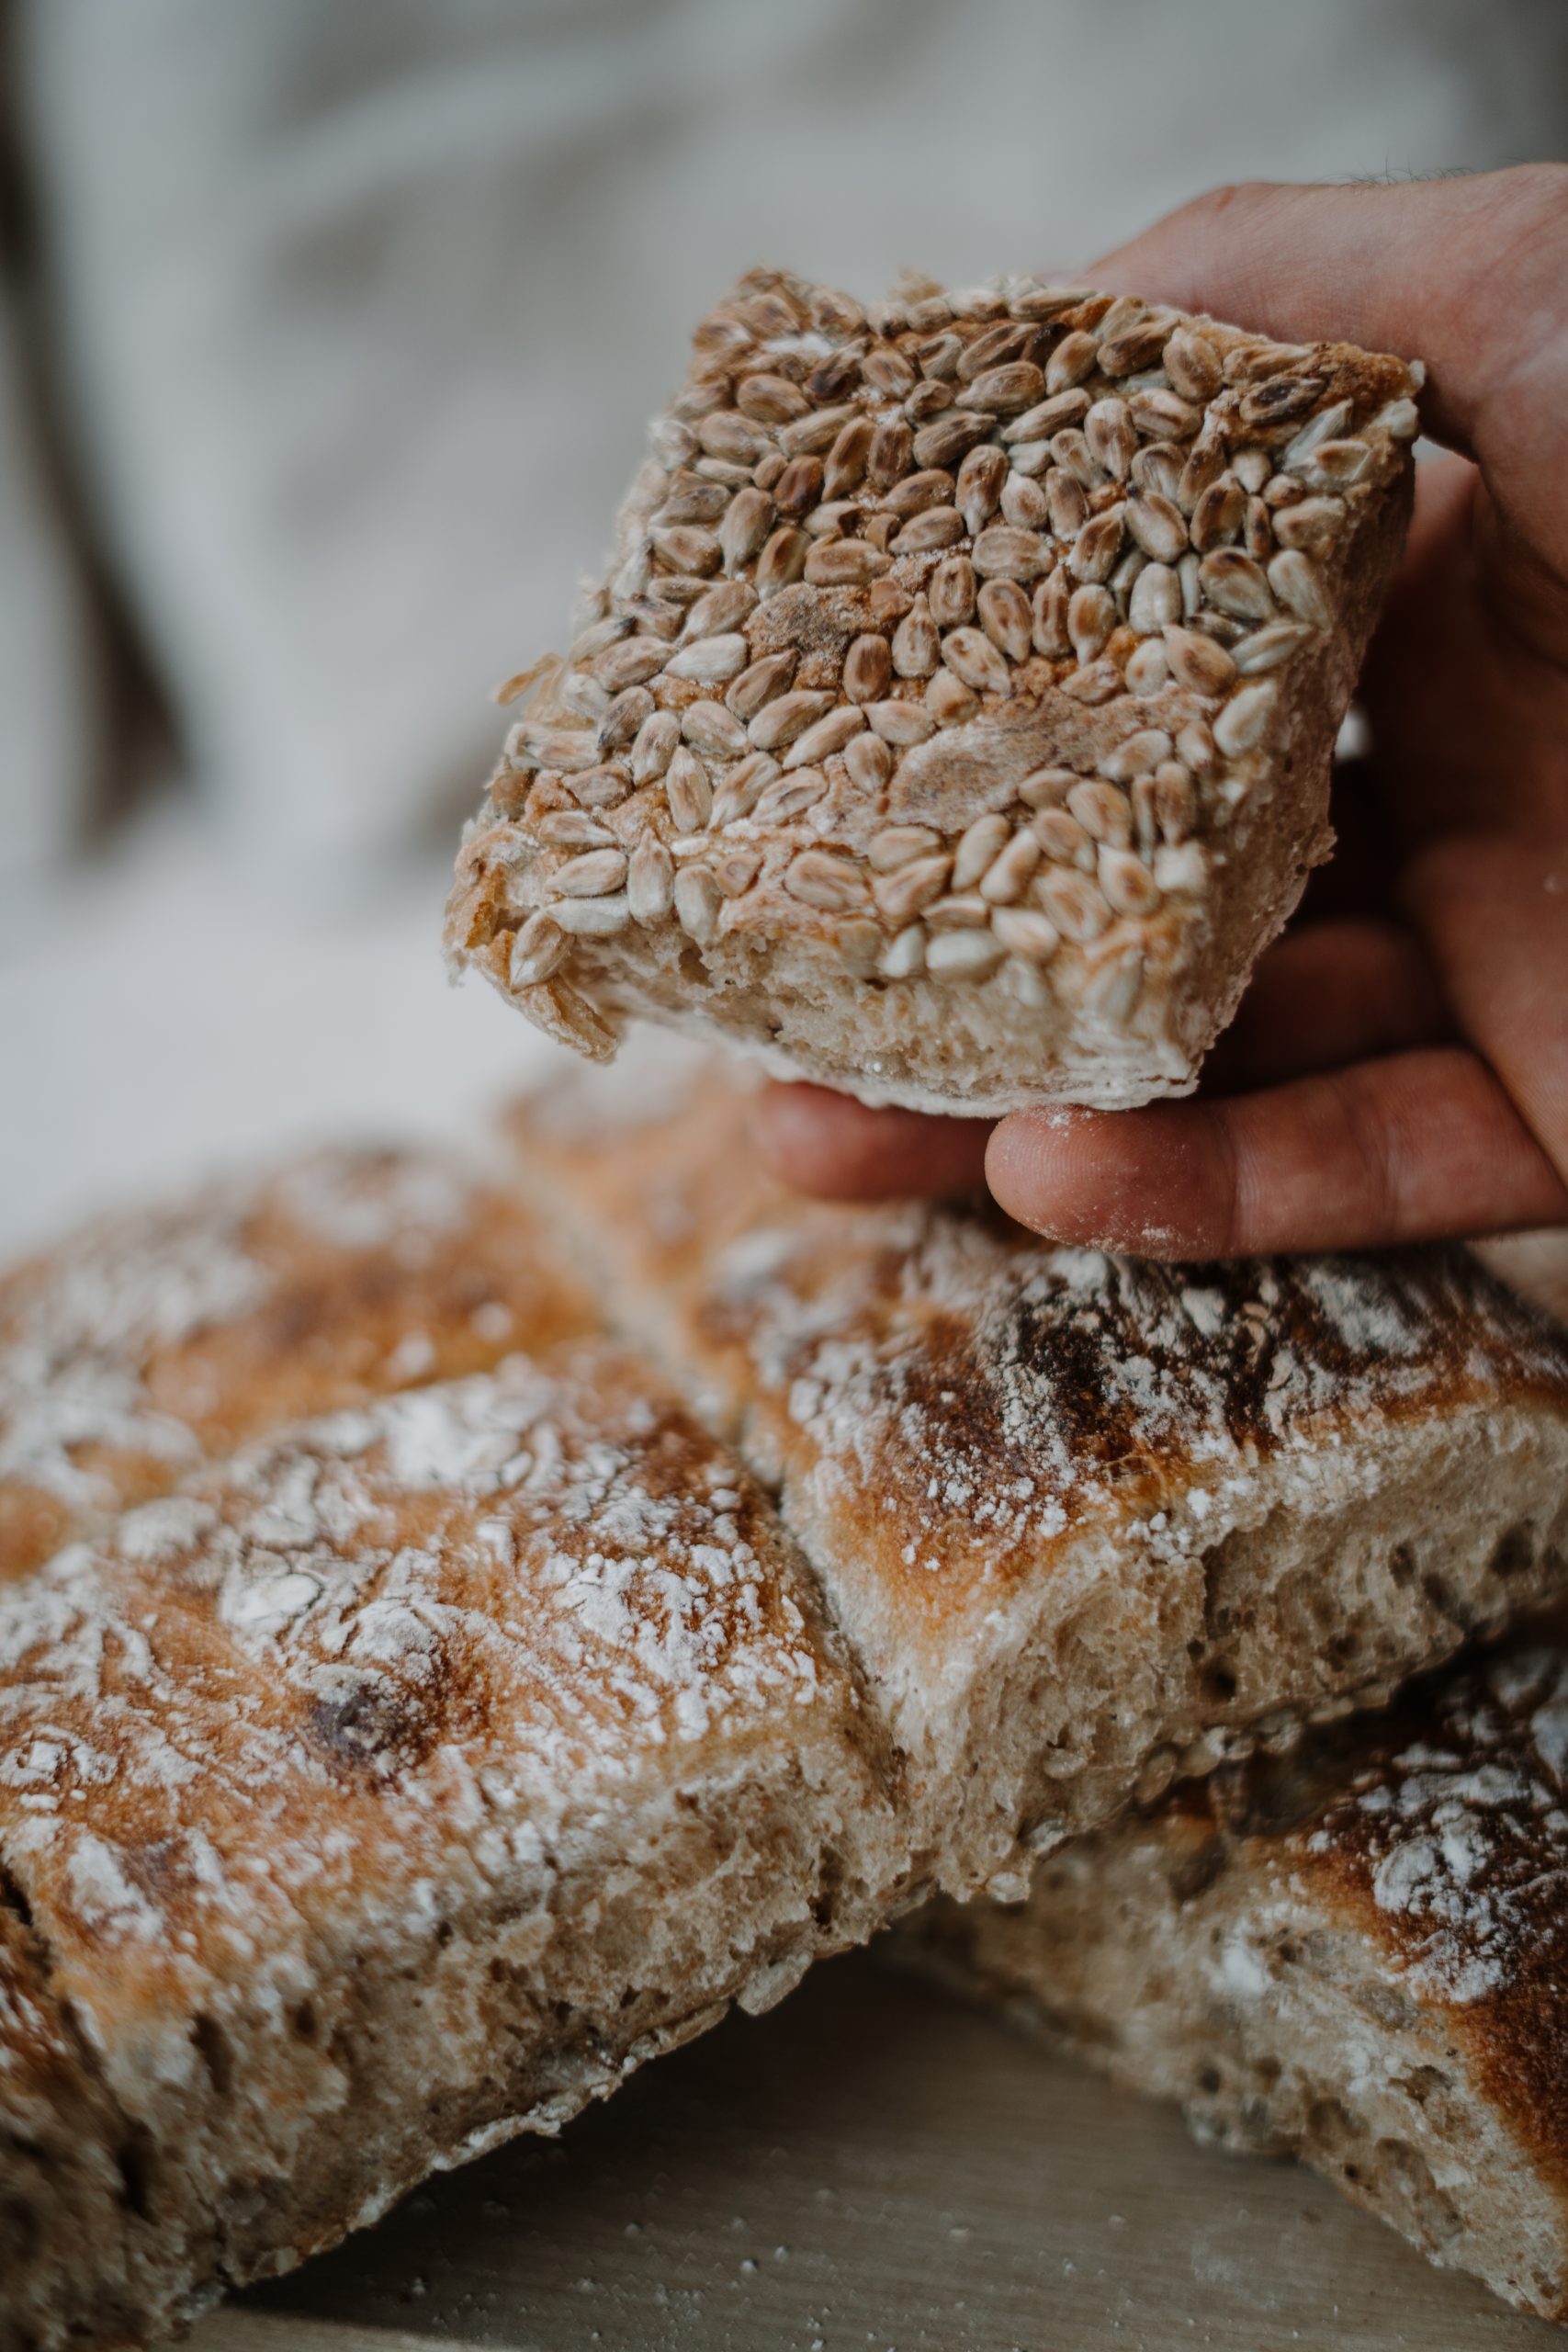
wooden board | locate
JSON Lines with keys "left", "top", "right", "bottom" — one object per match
{"left": 191, "top": 1954, "right": 1560, "bottom": 2352}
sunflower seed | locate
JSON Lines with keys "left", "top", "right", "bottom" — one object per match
{"left": 1126, "top": 639, "right": 1171, "bottom": 695}
{"left": 925, "top": 890, "right": 991, "bottom": 931}
{"left": 1128, "top": 388, "right": 1200, "bottom": 440}
{"left": 1199, "top": 549, "right": 1275, "bottom": 623}
{"left": 1280, "top": 400, "right": 1353, "bottom": 467}
{"left": 592, "top": 636, "right": 667, "bottom": 695}
{"left": 708, "top": 847, "right": 759, "bottom": 899}
{"left": 785, "top": 706, "right": 866, "bottom": 768}
{"left": 682, "top": 700, "right": 750, "bottom": 758}
{"left": 1018, "top": 766, "right": 1078, "bottom": 811}
{"left": 598, "top": 687, "right": 654, "bottom": 755}
{"left": 989, "top": 905, "right": 1061, "bottom": 971}
{"left": 626, "top": 835, "right": 675, "bottom": 922}
{"left": 1154, "top": 841, "right": 1206, "bottom": 894}
{"left": 974, "top": 525, "right": 1053, "bottom": 581}
{"left": 1239, "top": 372, "right": 1325, "bottom": 430}
{"left": 664, "top": 745, "right": 713, "bottom": 832}
{"left": 927, "top": 669, "right": 980, "bottom": 726}
{"left": 941, "top": 627, "right": 1012, "bottom": 698}
{"left": 1125, "top": 561, "right": 1179, "bottom": 635}
{"left": 1003, "top": 390, "right": 1089, "bottom": 447}
{"left": 890, "top": 506, "right": 965, "bottom": 555}
{"left": 1124, "top": 487, "right": 1187, "bottom": 565}
{"left": 913, "top": 413, "right": 996, "bottom": 469}
{"left": 994, "top": 474, "right": 1045, "bottom": 535}
{"left": 715, "top": 488, "right": 772, "bottom": 572}
{"left": 1008, "top": 438, "right": 1053, "bottom": 478}
{"left": 701, "top": 411, "right": 773, "bottom": 467}
{"left": 1271, "top": 496, "right": 1346, "bottom": 558}
{"left": 1035, "top": 867, "right": 1110, "bottom": 942}
{"left": 1177, "top": 550, "right": 1201, "bottom": 618}
{"left": 870, "top": 824, "right": 942, "bottom": 871}
{"left": 874, "top": 854, "right": 952, "bottom": 922}
{"left": 1294, "top": 436, "right": 1372, "bottom": 492}
{"left": 559, "top": 668, "right": 612, "bottom": 721}
{"left": 811, "top": 283, "right": 866, "bottom": 334}
{"left": 746, "top": 689, "right": 832, "bottom": 753}
{"left": 651, "top": 525, "right": 722, "bottom": 577}
{"left": 550, "top": 891, "right": 630, "bottom": 937}
{"left": 1232, "top": 620, "right": 1313, "bottom": 674}
{"left": 755, "top": 526, "right": 810, "bottom": 596}
{"left": 823, "top": 416, "right": 875, "bottom": 500}
{"left": 1102, "top": 729, "right": 1174, "bottom": 786}
{"left": 1163, "top": 624, "right": 1236, "bottom": 696}
{"left": 665, "top": 633, "right": 750, "bottom": 684}
{"left": 833, "top": 916, "right": 883, "bottom": 975}
{"left": 1132, "top": 444, "right": 1186, "bottom": 506}
{"left": 1032, "top": 808, "right": 1097, "bottom": 871}
{"left": 863, "top": 345, "right": 916, "bottom": 397}
{"left": 565, "top": 621, "right": 626, "bottom": 670}
{"left": 538, "top": 811, "right": 615, "bottom": 851}
{"left": 861, "top": 417, "right": 911, "bottom": 492}
{"left": 738, "top": 373, "right": 810, "bottom": 424}
{"left": 1080, "top": 397, "right": 1134, "bottom": 482}
{"left": 1176, "top": 435, "right": 1228, "bottom": 516}
{"left": 958, "top": 361, "right": 1045, "bottom": 415}
{"left": 1244, "top": 494, "right": 1274, "bottom": 562}
{"left": 805, "top": 540, "right": 890, "bottom": 586}
{"left": 807, "top": 497, "right": 865, "bottom": 540}
{"left": 831, "top": 634, "right": 888, "bottom": 707}
{"left": 955, "top": 443, "right": 1009, "bottom": 533}
{"left": 1371, "top": 396, "right": 1420, "bottom": 440}
{"left": 569, "top": 763, "right": 632, "bottom": 809}
{"left": 843, "top": 731, "right": 893, "bottom": 794}
{"left": 649, "top": 415, "right": 699, "bottom": 468}
{"left": 1229, "top": 447, "right": 1270, "bottom": 493}
{"left": 1267, "top": 548, "right": 1331, "bottom": 627}
{"left": 785, "top": 849, "right": 868, "bottom": 913}
{"left": 1041, "top": 331, "right": 1095, "bottom": 395}
{"left": 969, "top": 828, "right": 1037, "bottom": 905}
{"left": 1093, "top": 844, "right": 1159, "bottom": 917}
{"left": 867, "top": 698, "right": 938, "bottom": 745}
{"left": 1068, "top": 508, "right": 1125, "bottom": 584}
{"left": 926, "top": 929, "right": 1004, "bottom": 978}
{"left": 1176, "top": 717, "right": 1216, "bottom": 775}
{"left": 878, "top": 470, "right": 950, "bottom": 523}
{"left": 1051, "top": 427, "right": 1104, "bottom": 490}
{"left": 780, "top": 401, "right": 860, "bottom": 458}
{"left": 1065, "top": 778, "right": 1131, "bottom": 846}
{"left": 1032, "top": 571, "right": 1072, "bottom": 656}
{"left": 682, "top": 580, "right": 758, "bottom": 640}
{"left": 975, "top": 579, "right": 1032, "bottom": 664}
{"left": 510, "top": 911, "right": 568, "bottom": 988}
{"left": 552, "top": 846, "right": 629, "bottom": 898}
{"left": 1060, "top": 659, "right": 1126, "bottom": 705}
{"left": 915, "top": 331, "right": 964, "bottom": 379}
{"left": 710, "top": 752, "right": 781, "bottom": 825}
{"left": 753, "top": 767, "right": 829, "bottom": 823}
{"left": 1190, "top": 479, "right": 1246, "bottom": 553}
{"left": 1082, "top": 944, "right": 1144, "bottom": 1021}
{"left": 1045, "top": 466, "right": 1089, "bottom": 539}
{"left": 879, "top": 922, "right": 928, "bottom": 978}
{"left": 655, "top": 477, "right": 729, "bottom": 527}
{"left": 673, "top": 863, "right": 722, "bottom": 944}
{"left": 724, "top": 651, "right": 795, "bottom": 724}
{"left": 905, "top": 379, "right": 954, "bottom": 424}
{"left": 1158, "top": 327, "right": 1221, "bottom": 402}
{"left": 1066, "top": 583, "right": 1115, "bottom": 664}
{"left": 773, "top": 457, "right": 825, "bottom": 516}
{"left": 671, "top": 378, "right": 729, "bottom": 422}
{"left": 920, "top": 557, "right": 971, "bottom": 632}
{"left": 942, "top": 812, "right": 1009, "bottom": 889}
{"left": 700, "top": 457, "right": 764, "bottom": 491}
{"left": 1213, "top": 680, "right": 1278, "bottom": 757}
{"left": 887, "top": 600, "right": 938, "bottom": 678}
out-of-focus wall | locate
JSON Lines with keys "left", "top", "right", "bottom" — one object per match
{"left": 5, "top": 0, "right": 1567, "bottom": 886}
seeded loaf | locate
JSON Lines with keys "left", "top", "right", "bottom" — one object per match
{"left": 908, "top": 1620, "right": 1568, "bottom": 2324}
{"left": 503, "top": 1046, "right": 1568, "bottom": 1892}
{"left": 0, "top": 1144, "right": 594, "bottom": 1582}
{"left": 446, "top": 266, "right": 1420, "bottom": 1113}
{"left": 0, "top": 1345, "right": 901, "bottom": 2351}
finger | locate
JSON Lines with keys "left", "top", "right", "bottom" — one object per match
{"left": 1089, "top": 167, "right": 1568, "bottom": 479}
{"left": 986, "top": 1047, "right": 1568, "bottom": 1260}
{"left": 752, "top": 1083, "right": 991, "bottom": 1201}
{"left": 1204, "top": 919, "right": 1450, "bottom": 1091}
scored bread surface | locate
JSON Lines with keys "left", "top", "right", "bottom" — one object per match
{"left": 0, "top": 1145, "right": 595, "bottom": 1583}
{"left": 505, "top": 1045, "right": 1568, "bottom": 1890}
{"left": 907, "top": 1621, "right": 1568, "bottom": 2324}
{"left": 446, "top": 266, "right": 1420, "bottom": 1113}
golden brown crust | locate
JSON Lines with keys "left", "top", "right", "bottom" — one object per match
{"left": 449, "top": 269, "right": 1420, "bottom": 1113}
{"left": 0, "top": 1146, "right": 596, "bottom": 1582}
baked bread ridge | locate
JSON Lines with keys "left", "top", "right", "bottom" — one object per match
{"left": 503, "top": 1047, "right": 1568, "bottom": 1895}
{"left": 0, "top": 1142, "right": 596, "bottom": 1583}
{"left": 904, "top": 1623, "right": 1568, "bottom": 2324}
{"left": 446, "top": 266, "right": 1420, "bottom": 1114}
{"left": 0, "top": 1344, "right": 899, "bottom": 2350}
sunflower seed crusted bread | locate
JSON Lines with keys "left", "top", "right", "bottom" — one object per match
{"left": 0, "top": 1145, "right": 595, "bottom": 1582}
{"left": 446, "top": 267, "right": 1420, "bottom": 1113}
{"left": 0, "top": 1343, "right": 899, "bottom": 2350}
{"left": 908, "top": 1621, "right": 1568, "bottom": 2324}
{"left": 504, "top": 1046, "right": 1568, "bottom": 1891}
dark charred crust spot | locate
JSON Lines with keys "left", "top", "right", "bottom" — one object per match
{"left": 307, "top": 1677, "right": 434, "bottom": 1775}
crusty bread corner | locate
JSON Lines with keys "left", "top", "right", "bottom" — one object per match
{"left": 0, "top": 1144, "right": 596, "bottom": 1583}
{"left": 902, "top": 1622, "right": 1568, "bottom": 2324}
{"left": 0, "top": 1347, "right": 900, "bottom": 2350}
{"left": 502, "top": 1049, "right": 1568, "bottom": 1895}
{"left": 446, "top": 266, "right": 1420, "bottom": 1113}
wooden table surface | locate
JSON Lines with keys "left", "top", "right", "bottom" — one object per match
{"left": 187, "top": 1953, "right": 1559, "bottom": 2352}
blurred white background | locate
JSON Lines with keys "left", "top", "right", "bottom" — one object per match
{"left": 2, "top": 0, "right": 1565, "bottom": 1257}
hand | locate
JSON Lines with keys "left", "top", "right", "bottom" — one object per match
{"left": 756, "top": 167, "right": 1568, "bottom": 1259}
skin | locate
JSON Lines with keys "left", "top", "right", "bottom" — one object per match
{"left": 756, "top": 167, "right": 1568, "bottom": 1259}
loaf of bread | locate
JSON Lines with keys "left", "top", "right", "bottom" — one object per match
{"left": 446, "top": 267, "right": 1420, "bottom": 1113}
{"left": 0, "top": 1145, "right": 594, "bottom": 1581}
{"left": 504, "top": 1046, "right": 1568, "bottom": 1889}
{"left": 0, "top": 1344, "right": 897, "bottom": 2349}
{"left": 907, "top": 1617, "right": 1568, "bottom": 2324}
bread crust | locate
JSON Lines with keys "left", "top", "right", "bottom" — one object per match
{"left": 447, "top": 269, "right": 1419, "bottom": 1113}
{"left": 907, "top": 1619, "right": 1568, "bottom": 2323}
{"left": 0, "top": 1146, "right": 595, "bottom": 1582}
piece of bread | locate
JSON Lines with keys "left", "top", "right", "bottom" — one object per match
{"left": 502, "top": 1045, "right": 1568, "bottom": 1894}
{"left": 905, "top": 1617, "right": 1568, "bottom": 2324}
{"left": 0, "top": 1344, "right": 898, "bottom": 2350}
{"left": 0, "top": 1145, "right": 595, "bottom": 1581}
{"left": 446, "top": 266, "right": 1419, "bottom": 1114}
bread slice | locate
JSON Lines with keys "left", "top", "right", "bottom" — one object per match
{"left": 0, "top": 1344, "right": 897, "bottom": 2349}
{"left": 446, "top": 267, "right": 1419, "bottom": 1114}
{"left": 905, "top": 1618, "right": 1568, "bottom": 2324}
{"left": 503, "top": 1046, "right": 1568, "bottom": 1895}
{"left": 0, "top": 1144, "right": 595, "bottom": 1581}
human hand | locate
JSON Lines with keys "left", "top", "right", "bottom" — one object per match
{"left": 755, "top": 167, "right": 1568, "bottom": 1258}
